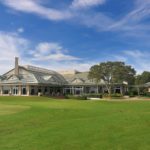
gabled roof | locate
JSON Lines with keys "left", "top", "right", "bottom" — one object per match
{"left": 71, "top": 78, "right": 85, "bottom": 84}
{"left": 63, "top": 72, "right": 105, "bottom": 85}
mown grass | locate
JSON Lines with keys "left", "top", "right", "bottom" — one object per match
{"left": 0, "top": 96, "right": 150, "bottom": 150}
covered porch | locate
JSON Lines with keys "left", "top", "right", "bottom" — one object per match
{"left": 63, "top": 84, "right": 127, "bottom": 95}
{"left": 0, "top": 84, "right": 63, "bottom": 96}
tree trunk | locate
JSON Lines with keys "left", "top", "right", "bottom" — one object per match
{"left": 108, "top": 86, "right": 112, "bottom": 98}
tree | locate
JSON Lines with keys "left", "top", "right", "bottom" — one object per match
{"left": 135, "top": 71, "right": 150, "bottom": 95}
{"left": 88, "top": 61, "right": 136, "bottom": 96}
{"left": 135, "top": 71, "right": 150, "bottom": 85}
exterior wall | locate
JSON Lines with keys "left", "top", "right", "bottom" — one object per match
{"left": 0, "top": 82, "right": 126, "bottom": 96}
{"left": 63, "top": 85, "right": 125, "bottom": 95}
{"left": 0, "top": 85, "right": 30, "bottom": 96}
{"left": 0, "top": 84, "right": 126, "bottom": 96}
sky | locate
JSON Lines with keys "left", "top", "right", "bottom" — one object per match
{"left": 0, "top": 0, "right": 150, "bottom": 74}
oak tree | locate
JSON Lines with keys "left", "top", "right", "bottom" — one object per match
{"left": 88, "top": 62, "right": 136, "bottom": 95}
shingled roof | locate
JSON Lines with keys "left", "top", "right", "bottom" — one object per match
{"left": 0, "top": 66, "right": 67, "bottom": 85}
{"left": 63, "top": 72, "right": 105, "bottom": 85}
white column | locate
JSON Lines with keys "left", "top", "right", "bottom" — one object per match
{"left": 82, "top": 86, "right": 84, "bottom": 94}
{"left": 72, "top": 87, "right": 74, "bottom": 95}
{"left": 26, "top": 85, "right": 30, "bottom": 96}
{"left": 120, "top": 86, "right": 123, "bottom": 95}
{"left": 9, "top": 86, "right": 12, "bottom": 95}
{"left": 97, "top": 85, "right": 99, "bottom": 94}
{"left": 18, "top": 85, "right": 21, "bottom": 96}
{"left": 0, "top": 86, "right": 3, "bottom": 95}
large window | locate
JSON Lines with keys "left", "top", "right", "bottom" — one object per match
{"left": 22, "top": 87, "right": 27, "bottom": 95}
{"left": 31, "top": 89, "right": 35, "bottom": 95}
{"left": 74, "top": 87, "right": 83, "bottom": 95}
{"left": 13, "top": 86, "right": 19, "bottom": 95}
{"left": 3, "top": 86, "right": 10, "bottom": 94}
{"left": 44, "top": 87, "right": 48, "bottom": 93}
{"left": 89, "top": 87, "right": 97, "bottom": 93}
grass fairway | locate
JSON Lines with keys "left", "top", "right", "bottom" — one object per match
{"left": 0, "top": 97, "right": 150, "bottom": 150}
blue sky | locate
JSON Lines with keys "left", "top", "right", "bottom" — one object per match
{"left": 0, "top": 0, "right": 150, "bottom": 74}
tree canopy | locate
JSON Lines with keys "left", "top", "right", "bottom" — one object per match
{"left": 88, "top": 61, "right": 136, "bottom": 95}
{"left": 135, "top": 71, "right": 150, "bottom": 85}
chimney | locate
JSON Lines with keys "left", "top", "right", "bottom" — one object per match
{"left": 15, "top": 57, "right": 19, "bottom": 76}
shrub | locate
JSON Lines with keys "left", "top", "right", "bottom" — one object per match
{"left": 103, "top": 93, "right": 123, "bottom": 99}
{"left": 111, "top": 93, "right": 123, "bottom": 98}
{"left": 85, "top": 94, "right": 103, "bottom": 98}
{"left": 141, "top": 92, "right": 150, "bottom": 97}
{"left": 66, "top": 95, "right": 87, "bottom": 100}
{"left": 128, "top": 88, "right": 138, "bottom": 97}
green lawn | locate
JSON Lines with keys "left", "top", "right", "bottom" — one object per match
{"left": 0, "top": 97, "right": 150, "bottom": 150}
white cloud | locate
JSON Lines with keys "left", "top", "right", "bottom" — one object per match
{"left": 102, "top": 49, "right": 150, "bottom": 74}
{"left": 0, "top": 1, "right": 150, "bottom": 74}
{"left": 75, "top": 12, "right": 114, "bottom": 31}
{"left": 32, "top": 42, "right": 80, "bottom": 61}
{"left": 17, "top": 27, "right": 24, "bottom": 33}
{"left": 71, "top": 0, "right": 106, "bottom": 9}
{"left": 124, "top": 50, "right": 148, "bottom": 58}
{"left": 0, "top": 31, "right": 82, "bottom": 74}
{"left": 0, "top": 31, "right": 29, "bottom": 74}
{"left": 113, "top": 55, "right": 127, "bottom": 62}
{"left": 0, "top": 32, "right": 149, "bottom": 75}
{"left": 36, "top": 42, "right": 62, "bottom": 55}
{"left": 108, "top": 0, "right": 150, "bottom": 31}
{"left": 38, "top": 60, "right": 97, "bottom": 72}
{"left": 1, "top": 0, "right": 150, "bottom": 35}
{"left": 1, "top": 0, "right": 72, "bottom": 21}
{"left": 33, "top": 54, "right": 80, "bottom": 61}
{"left": 113, "top": 50, "right": 150, "bottom": 74}
{"left": 70, "top": 0, "right": 150, "bottom": 35}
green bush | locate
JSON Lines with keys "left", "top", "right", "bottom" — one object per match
{"left": 141, "top": 92, "right": 150, "bottom": 97}
{"left": 66, "top": 95, "right": 87, "bottom": 100}
{"left": 103, "top": 93, "right": 123, "bottom": 99}
{"left": 128, "top": 88, "right": 138, "bottom": 97}
{"left": 111, "top": 93, "right": 123, "bottom": 98}
{"left": 85, "top": 94, "right": 103, "bottom": 98}
{"left": 129, "top": 91, "right": 138, "bottom": 97}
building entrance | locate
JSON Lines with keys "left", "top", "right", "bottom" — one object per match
{"left": 13, "top": 86, "right": 19, "bottom": 95}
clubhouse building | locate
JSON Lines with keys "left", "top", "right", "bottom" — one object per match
{"left": 0, "top": 57, "right": 133, "bottom": 96}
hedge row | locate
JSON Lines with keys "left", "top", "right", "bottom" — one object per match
{"left": 140, "top": 92, "right": 150, "bottom": 97}
{"left": 65, "top": 93, "right": 124, "bottom": 100}
{"left": 66, "top": 95, "right": 87, "bottom": 100}
{"left": 103, "top": 93, "right": 123, "bottom": 98}
{"left": 84, "top": 94, "right": 103, "bottom": 98}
